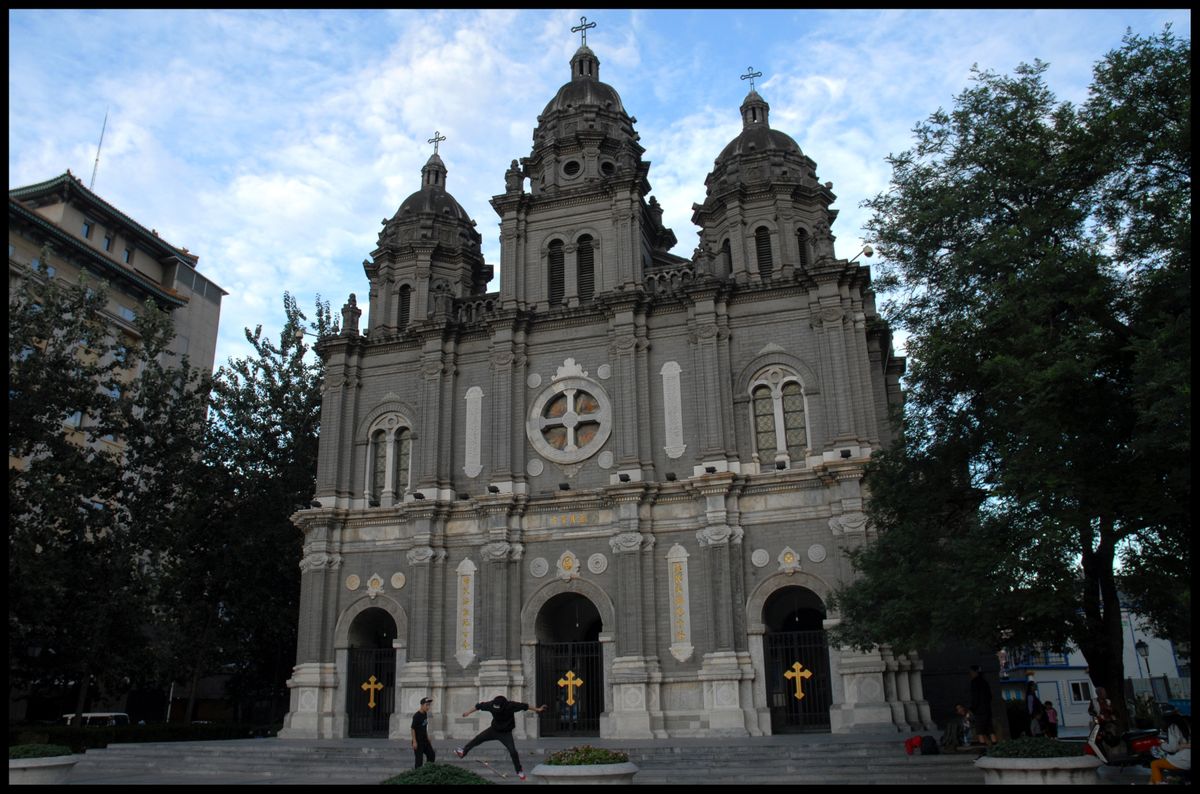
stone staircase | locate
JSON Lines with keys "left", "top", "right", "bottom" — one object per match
{"left": 67, "top": 736, "right": 985, "bottom": 785}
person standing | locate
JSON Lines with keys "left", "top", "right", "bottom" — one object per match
{"left": 456, "top": 694, "right": 547, "bottom": 781}
{"left": 411, "top": 696, "right": 436, "bottom": 769}
{"left": 1043, "top": 700, "right": 1059, "bottom": 738}
{"left": 969, "top": 665, "right": 997, "bottom": 747}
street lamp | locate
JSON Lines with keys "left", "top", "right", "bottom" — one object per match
{"left": 847, "top": 244, "right": 874, "bottom": 264}
{"left": 1135, "top": 639, "right": 1151, "bottom": 677}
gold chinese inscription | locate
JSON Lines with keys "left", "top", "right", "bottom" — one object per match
{"left": 549, "top": 514, "right": 589, "bottom": 527}
{"left": 361, "top": 675, "right": 384, "bottom": 709}
{"left": 558, "top": 670, "right": 584, "bottom": 706}
{"left": 784, "top": 662, "right": 813, "bottom": 701}
{"left": 672, "top": 562, "right": 687, "bottom": 641}
{"left": 460, "top": 575, "right": 472, "bottom": 649}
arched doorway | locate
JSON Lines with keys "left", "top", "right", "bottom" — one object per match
{"left": 535, "top": 593, "right": 603, "bottom": 736}
{"left": 764, "top": 586, "right": 832, "bottom": 732}
{"left": 346, "top": 607, "right": 397, "bottom": 738}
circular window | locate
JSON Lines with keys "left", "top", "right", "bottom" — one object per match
{"left": 563, "top": 160, "right": 582, "bottom": 177}
{"left": 527, "top": 377, "right": 612, "bottom": 464}
{"left": 600, "top": 161, "right": 615, "bottom": 177}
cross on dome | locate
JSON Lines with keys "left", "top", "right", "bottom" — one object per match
{"left": 427, "top": 130, "right": 446, "bottom": 155}
{"left": 571, "top": 15, "right": 596, "bottom": 46}
{"left": 741, "top": 66, "right": 763, "bottom": 90}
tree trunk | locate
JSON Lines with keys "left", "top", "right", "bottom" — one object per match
{"left": 1076, "top": 519, "right": 1130, "bottom": 731}
{"left": 72, "top": 664, "right": 91, "bottom": 728}
{"left": 185, "top": 663, "right": 201, "bottom": 724}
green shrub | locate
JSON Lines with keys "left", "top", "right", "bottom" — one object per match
{"left": 544, "top": 745, "right": 629, "bottom": 765}
{"left": 9, "top": 744, "right": 74, "bottom": 759}
{"left": 381, "top": 763, "right": 493, "bottom": 785}
{"left": 986, "top": 736, "right": 1087, "bottom": 758}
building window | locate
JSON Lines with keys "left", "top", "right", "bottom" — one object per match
{"left": 391, "top": 428, "right": 411, "bottom": 497}
{"left": 755, "top": 226, "right": 773, "bottom": 280}
{"left": 118, "top": 306, "right": 137, "bottom": 322}
{"left": 370, "top": 429, "right": 386, "bottom": 506}
{"left": 721, "top": 238, "right": 732, "bottom": 272}
{"left": 82, "top": 219, "right": 93, "bottom": 239}
{"left": 103, "top": 233, "right": 114, "bottom": 252}
{"left": 65, "top": 411, "right": 83, "bottom": 429}
{"left": 548, "top": 239, "right": 565, "bottom": 306}
{"left": 1069, "top": 681, "right": 1092, "bottom": 704}
{"left": 398, "top": 284, "right": 411, "bottom": 328}
{"left": 123, "top": 248, "right": 133, "bottom": 264}
{"left": 749, "top": 367, "right": 808, "bottom": 466}
{"left": 577, "top": 235, "right": 594, "bottom": 301}
{"left": 797, "top": 228, "right": 810, "bottom": 270}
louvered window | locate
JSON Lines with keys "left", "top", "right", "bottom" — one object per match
{"left": 796, "top": 228, "right": 810, "bottom": 270}
{"left": 577, "top": 235, "right": 594, "bottom": 301}
{"left": 781, "top": 381, "right": 807, "bottom": 459}
{"left": 548, "top": 240, "right": 565, "bottom": 306}
{"left": 392, "top": 429, "right": 411, "bottom": 497}
{"left": 398, "top": 284, "right": 411, "bottom": 328}
{"left": 370, "top": 430, "right": 386, "bottom": 505}
{"left": 755, "top": 227, "right": 773, "bottom": 280}
{"left": 753, "top": 385, "right": 777, "bottom": 461}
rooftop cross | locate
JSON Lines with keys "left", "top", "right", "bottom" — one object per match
{"left": 741, "top": 66, "right": 763, "bottom": 90}
{"left": 427, "top": 130, "right": 446, "bottom": 155}
{"left": 571, "top": 15, "right": 596, "bottom": 46}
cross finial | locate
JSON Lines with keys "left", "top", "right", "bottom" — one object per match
{"left": 571, "top": 15, "right": 596, "bottom": 46}
{"left": 427, "top": 130, "right": 446, "bottom": 155}
{"left": 741, "top": 66, "right": 763, "bottom": 90}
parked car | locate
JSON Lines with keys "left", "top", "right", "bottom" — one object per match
{"left": 61, "top": 712, "right": 130, "bottom": 727}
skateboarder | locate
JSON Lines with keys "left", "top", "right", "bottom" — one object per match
{"left": 455, "top": 694, "right": 547, "bottom": 781}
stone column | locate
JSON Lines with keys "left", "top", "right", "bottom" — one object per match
{"left": 607, "top": 528, "right": 655, "bottom": 738}
{"left": 280, "top": 532, "right": 342, "bottom": 739}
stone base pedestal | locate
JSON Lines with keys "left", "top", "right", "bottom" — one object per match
{"left": 279, "top": 662, "right": 340, "bottom": 739}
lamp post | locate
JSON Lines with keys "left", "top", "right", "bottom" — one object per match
{"left": 1135, "top": 639, "right": 1151, "bottom": 678}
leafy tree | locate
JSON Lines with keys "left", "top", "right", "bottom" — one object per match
{"left": 831, "top": 27, "right": 1189, "bottom": 729}
{"left": 9, "top": 256, "right": 208, "bottom": 723}
{"left": 154, "top": 293, "right": 333, "bottom": 722}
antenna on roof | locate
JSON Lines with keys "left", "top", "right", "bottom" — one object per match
{"left": 89, "top": 107, "right": 109, "bottom": 192}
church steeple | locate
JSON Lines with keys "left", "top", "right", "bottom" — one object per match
{"left": 740, "top": 89, "right": 770, "bottom": 129}
{"left": 421, "top": 152, "right": 447, "bottom": 189}
{"left": 570, "top": 45, "right": 600, "bottom": 82}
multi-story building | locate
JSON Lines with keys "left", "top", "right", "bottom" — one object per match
{"left": 283, "top": 39, "right": 915, "bottom": 741}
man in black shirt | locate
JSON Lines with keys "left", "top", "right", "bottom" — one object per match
{"left": 411, "top": 696, "right": 435, "bottom": 768}
{"left": 455, "top": 694, "right": 547, "bottom": 780}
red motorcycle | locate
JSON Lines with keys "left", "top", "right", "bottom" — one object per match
{"left": 1084, "top": 721, "right": 1162, "bottom": 767}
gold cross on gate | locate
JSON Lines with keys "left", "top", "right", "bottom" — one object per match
{"left": 557, "top": 670, "right": 584, "bottom": 706}
{"left": 361, "top": 675, "right": 384, "bottom": 709}
{"left": 784, "top": 662, "right": 812, "bottom": 701}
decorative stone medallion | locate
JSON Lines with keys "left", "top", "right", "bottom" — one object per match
{"left": 807, "top": 544, "right": 827, "bottom": 564}
{"left": 751, "top": 549, "right": 770, "bottom": 568}
{"left": 366, "top": 573, "right": 385, "bottom": 599}
{"left": 527, "top": 373, "right": 542, "bottom": 389}
{"left": 391, "top": 572, "right": 406, "bottom": 589}
{"left": 527, "top": 458, "right": 544, "bottom": 477}
{"left": 598, "top": 451, "right": 614, "bottom": 469}
{"left": 587, "top": 553, "right": 608, "bottom": 574}
{"left": 346, "top": 574, "right": 361, "bottom": 591}
{"left": 778, "top": 547, "right": 802, "bottom": 575}
{"left": 300, "top": 690, "right": 317, "bottom": 712}
{"left": 597, "top": 364, "right": 611, "bottom": 380}
{"left": 557, "top": 550, "right": 580, "bottom": 580}
{"left": 530, "top": 557, "right": 549, "bottom": 578}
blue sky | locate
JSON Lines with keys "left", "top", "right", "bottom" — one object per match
{"left": 9, "top": 9, "right": 1190, "bottom": 369}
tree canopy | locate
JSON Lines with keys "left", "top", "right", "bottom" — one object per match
{"left": 831, "top": 26, "right": 1190, "bottom": 724}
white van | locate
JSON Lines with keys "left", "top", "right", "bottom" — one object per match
{"left": 61, "top": 712, "right": 130, "bottom": 727}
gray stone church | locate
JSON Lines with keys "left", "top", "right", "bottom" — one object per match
{"left": 281, "top": 40, "right": 930, "bottom": 741}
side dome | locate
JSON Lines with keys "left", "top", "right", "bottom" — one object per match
{"left": 712, "top": 90, "right": 803, "bottom": 168}
{"left": 378, "top": 152, "right": 481, "bottom": 254}
{"left": 395, "top": 153, "right": 471, "bottom": 223}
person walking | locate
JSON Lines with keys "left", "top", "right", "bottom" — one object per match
{"left": 969, "top": 666, "right": 997, "bottom": 747}
{"left": 456, "top": 694, "right": 547, "bottom": 781}
{"left": 411, "top": 696, "right": 436, "bottom": 769}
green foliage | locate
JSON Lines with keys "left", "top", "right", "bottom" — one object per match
{"left": 832, "top": 26, "right": 1190, "bottom": 728}
{"left": 985, "top": 737, "right": 1086, "bottom": 758}
{"left": 381, "top": 763, "right": 494, "bottom": 785}
{"left": 8, "top": 744, "right": 74, "bottom": 759}
{"left": 544, "top": 745, "right": 630, "bottom": 765}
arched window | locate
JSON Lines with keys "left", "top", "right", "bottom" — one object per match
{"left": 749, "top": 368, "right": 809, "bottom": 467}
{"left": 398, "top": 284, "right": 411, "bottom": 328}
{"left": 392, "top": 428, "right": 411, "bottom": 496}
{"left": 577, "top": 235, "right": 594, "bottom": 301}
{"left": 796, "top": 228, "right": 810, "bottom": 271}
{"left": 721, "top": 238, "right": 732, "bottom": 272}
{"left": 548, "top": 239, "right": 565, "bottom": 306}
{"left": 370, "top": 429, "right": 387, "bottom": 505}
{"left": 755, "top": 226, "right": 773, "bottom": 280}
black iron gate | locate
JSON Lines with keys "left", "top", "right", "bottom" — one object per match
{"left": 347, "top": 648, "right": 395, "bottom": 738}
{"left": 536, "top": 641, "right": 602, "bottom": 736}
{"left": 765, "top": 630, "right": 832, "bottom": 733}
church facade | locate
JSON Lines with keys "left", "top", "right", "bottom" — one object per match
{"left": 281, "top": 41, "right": 930, "bottom": 741}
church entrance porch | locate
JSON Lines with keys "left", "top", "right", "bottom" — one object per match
{"left": 764, "top": 586, "right": 832, "bottom": 733}
{"left": 535, "top": 593, "right": 603, "bottom": 737}
{"left": 345, "top": 608, "right": 397, "bottom": 738}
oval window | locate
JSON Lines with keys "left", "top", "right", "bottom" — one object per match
{"left": 600, "top": 161, "right": 615, "bottom": 176}
{"left": 563, "top": 160, "right": 582, "bottom": 177}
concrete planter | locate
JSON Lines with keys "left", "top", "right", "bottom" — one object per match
{"left": 530, "top": 761, "right": 640, "bottom": 785}
{"left": 9, "top": 755, "right": 79, "bottom": 785}
{"left": 974, "top": 754, "right": 1102, "bottom": 785}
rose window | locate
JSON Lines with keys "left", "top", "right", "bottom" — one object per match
{"left": 527, "top": 377, "right": 612, "bottom": 465}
